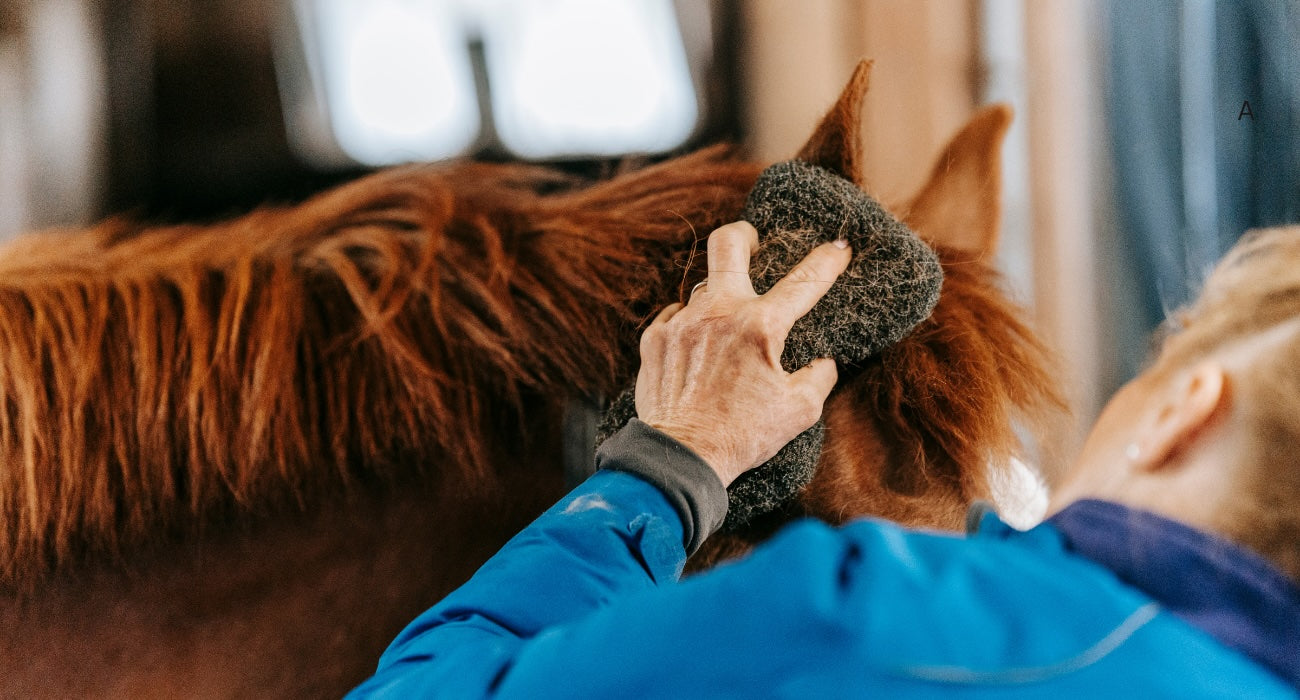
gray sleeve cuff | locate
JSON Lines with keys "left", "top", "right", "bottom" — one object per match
{"left": 594, "top": 418, "right": 728, "bottom": 555}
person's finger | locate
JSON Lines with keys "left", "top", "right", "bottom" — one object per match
{"left": 760, "top": 240, "right": 851, "bottom": 327}
{"left": 787, "top": 357, "right": 839, "bottom": 420}
{"left": 687, "top": 280, "right": 709, "bottom": 303}
{"left": 651, "top": 302, "right": 685, "bottom": 326}
{"left": 640, "top": 302, "right": 683, "bottom": 358}
{"left": 706, "top": 221, "right": 759, "bottom": 297}
{"left": 638, "top": 302, "right": 683, "bottom": 386}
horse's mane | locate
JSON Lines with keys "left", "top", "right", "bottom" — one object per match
{"left": 857, "top": 247, "right": 1060, "bottom": 507}
{"left": 0, "top": 137, "right": 1061, "bottom": 588}
{"left": 0, "top": 147, "right": 759, "bottom": 587}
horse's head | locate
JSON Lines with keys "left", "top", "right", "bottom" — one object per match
{"left": 687, "top": 61, "right": 1064, "bottom": 564}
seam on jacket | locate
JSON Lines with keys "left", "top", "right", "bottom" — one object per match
{"left": 893, "top": 602, "right": 1162, "bottom": 685}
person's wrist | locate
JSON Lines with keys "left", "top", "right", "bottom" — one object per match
{"left": 595, "top": 419, "right": 729, "bottom": 555}
{"left": 640, "top": 419, "right": 740, "bottom": 487}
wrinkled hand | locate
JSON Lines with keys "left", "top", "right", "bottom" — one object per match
{"left": 635, "top": 221, "right": 852, "bottom": 487}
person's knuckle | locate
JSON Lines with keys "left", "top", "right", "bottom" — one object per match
{"left": 736, "top": 307, "right": 766, "bottom": 336}
{"left": 798, "top": 389, "right": 823, "bottom": 423}
{"left": 795, "top": 379, "right": 824, "bottom": 409}
{"left": 640, "top": 324, "right": 664, "bottom": 351}
{"left": 784, "top": 263, "right": 819, "bottom": 285}
{"left": 752, "top": 306, "right": 785, "bottom": 336}
{"left": 709, "top": 222, "right": 758, "bottom": 255}
{"left": 708, "top": 311, "right": 742, "bottom": 337}
{"left": 708, "top": 227, "right": 739, "bottom": 251}
{"left": 714, "top": 221, "right": 756, "bottom": 241}
{"left": 818, "top": 359, "right": 839, "bottom": 386}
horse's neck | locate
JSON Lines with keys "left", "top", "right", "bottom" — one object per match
{"left": 0, "top": 469, "right": 563, "bottom": 699}
{"left": 803, "top": 386, "right": 986, "bottom": 528}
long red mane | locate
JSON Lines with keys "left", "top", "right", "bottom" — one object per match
{"left": 0, "top": 149, "right": 758, "bottom": 587}
{"left": 0, "top": 63, "right": 1063, "bottom": 589}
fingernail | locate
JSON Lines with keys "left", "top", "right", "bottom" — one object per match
{"left": 833, "top": 239, "right": 849, "bottom": 249}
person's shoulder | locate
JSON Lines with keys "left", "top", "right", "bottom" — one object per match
{"left": 772, "top": 517, "right": 1293, "bottom": 696}
{"left": 741, "top": 516, "right": 1150, "bottom": 670}
{"left": 733, "top": 513, "right": 1116, "bottom": 615}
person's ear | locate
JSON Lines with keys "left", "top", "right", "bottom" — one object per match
{"left": 1130, "top": 363, "right": 1229, "bottom": 473}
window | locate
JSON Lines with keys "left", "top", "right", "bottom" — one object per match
{"left": 282, "top": 0, "right": 701, "bottom": 166}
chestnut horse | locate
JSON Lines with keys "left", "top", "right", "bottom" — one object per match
{"left": 0, "top": 62, "right": 1061, "bottom": 697}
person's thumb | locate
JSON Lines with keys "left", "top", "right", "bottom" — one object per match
{"left": 788, "top": 357, "right": 838, "bottom": 421}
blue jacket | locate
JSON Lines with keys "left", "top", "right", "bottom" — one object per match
{"left": 350, "top": 421, "right": 1300, "bottom": 698}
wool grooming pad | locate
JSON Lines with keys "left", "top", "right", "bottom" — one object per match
{"left": 596, "top": 160, "right": 944, "bottom": 530}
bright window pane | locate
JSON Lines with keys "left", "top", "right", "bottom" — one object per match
{"left": 480, "top": 0, "right": 699, "bottom": 158}
{"left": 289, "top": 0, "right": 700, "bottom": 163}
{"left": 307, "top": 0, "right": 480, "bottom": 165}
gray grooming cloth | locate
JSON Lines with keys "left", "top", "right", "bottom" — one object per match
{"left": 597, "top": 160, "right": 943, "bottom": 531}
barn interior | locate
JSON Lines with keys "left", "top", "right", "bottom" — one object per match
{"left": 2, "top": 0, "right": 1297, "bottom": 521}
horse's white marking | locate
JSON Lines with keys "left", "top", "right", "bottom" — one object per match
{"left": 988, "top": 456, "right": 1049, "bottom": 530}
{"left": 564, "top": 494, "right": 614, "bottom": 514}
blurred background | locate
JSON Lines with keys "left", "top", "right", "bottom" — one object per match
{"left": 1, "top": 0, "right": 1297, "bottom": 475}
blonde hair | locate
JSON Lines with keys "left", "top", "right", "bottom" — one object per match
{"left": 1154, "top": 225, "right": 1300, "bottom": 579}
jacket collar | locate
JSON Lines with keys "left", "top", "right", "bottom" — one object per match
{"left": 1003, "top": 499, "right": 1300, "bottom": 688}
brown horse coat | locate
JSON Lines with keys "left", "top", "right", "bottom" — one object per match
{"left": 0, "top": 62, "right": 1062, "bottom": 697}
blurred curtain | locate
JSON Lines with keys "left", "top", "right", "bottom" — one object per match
{"left": 1106, "top": 0, "right": 1300, "bottom": 378}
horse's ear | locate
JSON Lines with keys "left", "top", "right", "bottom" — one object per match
{"left": 900, "top": 104, "right": 1012, "bottom": 257}
{"left": 795, "top": 60, "right": 873, "bottom": 188}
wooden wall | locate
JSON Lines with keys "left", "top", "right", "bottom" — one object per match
{"left": 740, "top": 0, "right": 978, "bottom": 206}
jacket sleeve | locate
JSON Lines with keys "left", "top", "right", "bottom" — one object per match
{"left": 346, "top": 419, "right": 728, "bottom": 699}
{"left": 346, "top": 493, "right": 947, "bottom": 699}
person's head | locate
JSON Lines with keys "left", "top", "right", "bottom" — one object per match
{"left": 1051, "top": 225, "right": 1300, "bottom": 580}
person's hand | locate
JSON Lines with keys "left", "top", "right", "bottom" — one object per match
{"left": 634, "top": 221, "right": 852, "bottom": 487}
